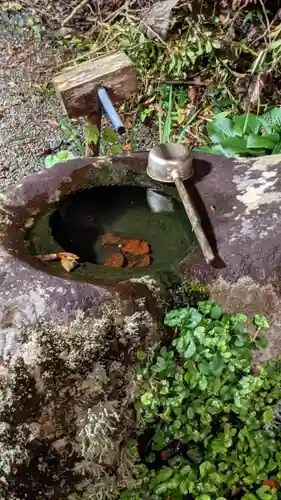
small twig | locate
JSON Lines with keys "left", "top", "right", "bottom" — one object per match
{"left": 61, "top": 0, "right": 90, "bottom": 27}
{"left": 258, "top": 0, "right": 272, "bottom": 44}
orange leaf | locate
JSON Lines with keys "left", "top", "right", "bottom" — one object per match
{"left": 57, "top": 252, "right": 80, "bottom": 261}
{"left": 121, "top": 239, "right": 150, "bottom": 255}
{"left": 101, "top": 233, "right": 121, "bottom": 246}
{"left": 263, "top": 481, "right": 280, "bottom": 490}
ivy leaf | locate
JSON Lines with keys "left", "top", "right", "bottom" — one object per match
{"left": 210, "top": 304, "right": 223, "bottom": 320}
{"left": 263, "top": 407, "right": 274, "bottom": 423}
{"left": 184, "top": 340, "right": 196, "bottom": 358}
{"left": 253, "top": 315, "right": 269, "bottom": 330}
{"left": 152, "top": 431, "right": 166, "bottom": 451}
{"left": 165, "top": 308, "right": 191, "bottom": 327}
{"left": 254, "top": 334, "right": 268, "bottom": 350}
{"left": 140, "top": 392, "right": 153, "bottom": 406}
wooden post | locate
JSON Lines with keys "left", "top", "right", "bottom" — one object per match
{"left": 53, "top": 51, "right": 138, "bottom": 157}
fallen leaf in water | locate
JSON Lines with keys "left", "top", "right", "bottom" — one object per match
{"left": 37, "top": 252, "right": 79, "bottom": 273}
{"left": 121, "top": 239, "right": 150, "bottom": 255}
{"left": 127, "top": 255, "right": 151, "bottom": 268}
{"left": 37, "top": 253, "right": 59, "bottom": 261}
{"left": 104, "top": 253, "right": 125, "bottom": 268}
{"left": 60, "top": 258, "right": 77, "bottom": 273}
{"left": 101, "top": 233, "right": 121, "bottom": 246}
{"left": 57, "top": 252, "right": 80, "bottom": 260}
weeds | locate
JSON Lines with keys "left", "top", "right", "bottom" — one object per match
{"left": 118, "top": 301, "right": 281, "bottom": 500}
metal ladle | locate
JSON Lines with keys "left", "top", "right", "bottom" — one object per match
{"left": 147, "top": 144, "right": 215, "bottom": 264}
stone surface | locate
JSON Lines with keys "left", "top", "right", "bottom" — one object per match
{"left": 2, "top": 150, "right": 281, "bottom": 497}
{"left": 0, "top": 155, "right": 166, "bottom": 499}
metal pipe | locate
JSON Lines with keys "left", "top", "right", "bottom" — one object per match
{"left": 97, "top": 87, "right": 125, "bottom": 135}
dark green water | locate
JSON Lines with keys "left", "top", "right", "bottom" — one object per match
{"left": 29, "top": 185, "right": 196, "bottom": 282}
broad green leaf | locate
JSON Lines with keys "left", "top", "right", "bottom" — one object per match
{"left": 260, "top": 107, "right": 281, "bottom": 128}
{"left": 233, "top": 114, "right": 261, "bottom": 135}
{"left": 155, "top": 467, "right": 174, "bottom": 483}
{"left": 180, "top": 479, "right": 189, "bottom": 494}
{"left": 219, "top": 137, "right": 249, "bottom": 154}
{"left": 110, "top": 143, "right": 122, "bottom": 154}
{"left": 44, "top": 150, "right": 77, "bottom": 169}
{"left": 253, "top": 315, "right": 269, "bottom": 330}
{"left": 246, "top": 134, "right": 279, "bottom": 150}
{"left": 207, "top": 117, "right": 237, "bottom": 142}
{"left": 199, "top": 461, "right": 215, "bottom": 477}
{"left": 210, "top": 304, "right": 223, "bottom": 320}
{"left": 152, "top": 431, "right": 165, "bottom": 451}
{"left": 263, "top": 407, "right": 274, "bottom": 423}
{"left": 103, "top": 127, "right": 119, "bottom": 143}
{"left": 140, "top": 392, "right": 153, "bottom": 406}
{"left": 184, "top": 340, "right": 196, "bottom": 358}
{"left": 85, "top": 124, "right": 100, "bottom": 145}
{"left": 272, "top": 141, "right": 281, "bottom": 154}
{"left": 155, "top": 482, "right": 169, "bottom": 495}
{"left": 254, "top": 334, "right": 268, "bottom": 350}
{"left": 165, "top": 308, "right": 190, "bottom": 327}
{"left": 209, "top": 354, "right": 225, "bottom": 375}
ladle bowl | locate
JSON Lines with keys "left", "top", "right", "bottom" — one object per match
{"left": 147, "top": 143, "right": 193, "bottom": 183}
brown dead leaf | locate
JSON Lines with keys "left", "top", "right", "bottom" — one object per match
{"left": 60, "top": 258, "right": 76, "bottom": 273}
{"left": 104, "top": 253, "right": 125, "bottom": 268}
{"left": 121, "top": 239, "right": 150, "bottom": 255}
{"left": 101, "top": 233, "right": 121, "bottom": 246}
{"left": 124, "top": 118, "right": 132, "bottom": 130}
{"left": 188, "top": 86, "right": 199, "bottom": 106}
{"left": 37, "top": 253, "right": 59, "bottom": 261}
{"left": 127, "top": 255, "right": 151, "bottom": 268}
{"left": 122, "top": 143, "right": 131, "bottom": 153}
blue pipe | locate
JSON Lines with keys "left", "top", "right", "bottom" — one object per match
{"left": 97, "top": 87, "right": 125, "bottom": 135}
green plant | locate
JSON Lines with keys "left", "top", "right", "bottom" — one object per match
{"left": 43, "top": 118, "right": 122, "bottom": 167}
{"left": 44, "top": 150, "right": 77, "bottom": 169}
{"left": 194, "top": 107, "right": 281, "bottom": 157}
{"left": 120, "top": 300, "right": 281, "bottom": 499}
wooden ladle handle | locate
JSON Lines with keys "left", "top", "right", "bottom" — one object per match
{"left": 172, "top": 170, "right": 215, "bottom": 264}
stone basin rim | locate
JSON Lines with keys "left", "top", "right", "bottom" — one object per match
{"left": 0, "top": 152, "right": 207, "bottom": 293}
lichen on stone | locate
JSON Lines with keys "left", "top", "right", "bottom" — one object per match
{"left": 0, "top": 286, "right": 162, "bottom": 499}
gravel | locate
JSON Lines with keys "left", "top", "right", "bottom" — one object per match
{"left": 0, "top": 10, "right": 157, "bottom": 190}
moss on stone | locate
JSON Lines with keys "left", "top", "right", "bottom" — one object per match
{"left": 166, "top": 278, "right": 209, "bottom": 309}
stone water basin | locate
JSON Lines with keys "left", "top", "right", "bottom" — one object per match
{"left": 4, "top": 153, "right": 197, "bottom": 286}
{"left": 2, "top": 151, "right": 281, "bottom": 497}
